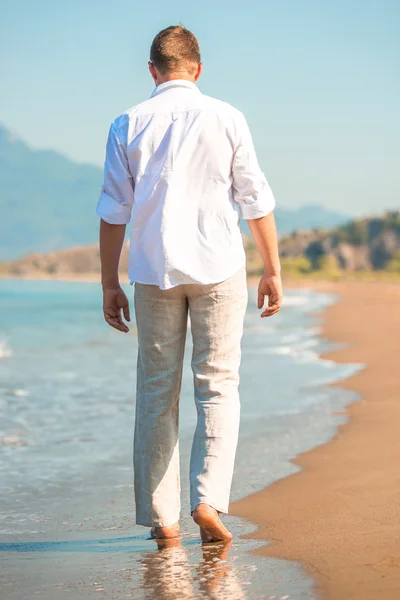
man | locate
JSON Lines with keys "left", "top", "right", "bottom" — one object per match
{"left": 97, "top": 25, "right": 282, "bottom": 542}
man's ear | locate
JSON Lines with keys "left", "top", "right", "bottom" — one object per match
{"left": 194, "top": 62, "right": 203, "bottom": 82}
{"left": 148, "top": 61, "right": 158, "bottom": 84}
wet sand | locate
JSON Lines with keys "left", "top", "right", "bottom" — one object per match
{"left": 232, "top": 281, "right": 400, "bottom": 599}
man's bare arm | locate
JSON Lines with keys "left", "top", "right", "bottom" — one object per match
{"left": 247, "top": 212, "right": 283, "bottom": 318}
{"left": 99, "top": 219, "right": 131, "bottom": 333}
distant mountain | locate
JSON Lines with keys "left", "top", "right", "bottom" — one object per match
{"left": 0, "top": 124, "right": 350, "bottom": 259}
{"left": 273, "top": 204, "right": 350, "bottom": 235}
{"left": 0, "top": 125, "right": 101, "bottom": 259}
{"left": 241, "top": 204, "right": 350, "bottom": 237}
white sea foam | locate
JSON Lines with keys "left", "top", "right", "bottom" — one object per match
{"left": 0, "top": 435, "right": 28, "bottom": 446}
{"left": 11, "top": 389, "right": 29, "bottom": 398}
{"left": 0, "top": 339, "right": 12, "bottom": 358}
{"left": 268, "top": 346, "right": 293, "bottom": 355}
{"left": 282, "top": 295, "right": 309, "bottom": 307}
{"left": 113, "top": 484, "right": 133, "bottom": 489}
{"left": 266, "top": 345, "right": 321, "bottom": 361}
{"left": 292, "top": 350, "right": 319, "bottom": 362}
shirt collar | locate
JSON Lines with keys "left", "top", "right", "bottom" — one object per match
{"left": 150, "top": 79, "right": 200, "bottom": 98}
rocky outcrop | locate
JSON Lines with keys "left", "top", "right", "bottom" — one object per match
{"left": 280, "top": 211, "right": 400, "bottom": 273}
{"left": 335, "top": 243, "right": 370, "bottom": 271}
{"left": 369, "top": 230, "right": 399, "bottom": 269}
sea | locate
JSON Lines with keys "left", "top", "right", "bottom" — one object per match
{"left": 0, "top": 279, "right": 361, "bottom": 600}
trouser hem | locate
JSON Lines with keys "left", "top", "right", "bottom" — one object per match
{"left": 190, "top": 499, "right": 229, "bottom": 516}
{"left": 135, "top": 515, "right": 180, "bottom": 528}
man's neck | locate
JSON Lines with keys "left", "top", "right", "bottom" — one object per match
{"left": 155, "top": 73, "right": 195, "bottom": 86}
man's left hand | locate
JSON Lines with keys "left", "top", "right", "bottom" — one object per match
{"left": 103, "top": 286, "right": 131, "bottom": 333}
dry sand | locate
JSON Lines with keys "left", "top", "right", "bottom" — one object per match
{"left": 232, "top": 281, "right": 400, "bottom": 600}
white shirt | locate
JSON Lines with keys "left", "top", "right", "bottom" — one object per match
{"left": 96, "top": 80, "right": 275, "bottom": 290}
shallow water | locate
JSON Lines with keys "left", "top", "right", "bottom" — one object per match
{"left": 0, "top": 280, "right": 361, "bottom": 599}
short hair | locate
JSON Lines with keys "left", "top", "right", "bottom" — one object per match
{"left": 150, "top": 25, "right": 201, "bottom": 75}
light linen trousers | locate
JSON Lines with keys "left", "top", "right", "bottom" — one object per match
{"left": 133, "top": 267, "right": 248, "bottom": 527}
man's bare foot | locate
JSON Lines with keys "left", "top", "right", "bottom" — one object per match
{"left": 200, "top": 526, "right": 214, "bottom": 542}
{"left": 150, "top": 523, "right": 180, "bottom": 540}
{"left": 192, "top": 504, "right": 233, "bottom": 542}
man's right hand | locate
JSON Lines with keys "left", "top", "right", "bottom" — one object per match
{"left": 103, "top": 286, "right": 131, "bottom": 333}
{"left": 257, "top": 274, "right": 283, "bottom": 318}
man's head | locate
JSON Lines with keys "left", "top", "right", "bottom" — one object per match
{"left": 149, "top": 25, "right": 202, "bottom": 86}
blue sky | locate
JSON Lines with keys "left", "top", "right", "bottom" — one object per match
{"left": 1, "top": 0, "right": 399, "bottom": 214}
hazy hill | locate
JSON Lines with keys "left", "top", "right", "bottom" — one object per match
{"left": 0, "top": 124, "right": 349, "bottom": 259}
{"left": 0, "top": 125, "right": 101, "bottom": 259}
{"left": 241, "top": 204, "right": 349, "bottom": 238}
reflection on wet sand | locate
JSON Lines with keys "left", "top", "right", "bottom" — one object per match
{"left": 140, "top": 538, "right": 245, "bottom": 599}
{"left": 198, "top": 541, "right": 245, "bottom": 599}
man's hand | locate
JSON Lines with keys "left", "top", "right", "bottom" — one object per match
{"left": 103, "top": 286, "right": 131, "bottom": 333}
{"left": 257, "top": 274, "right": 283, "bottom": 318}
{"left": 247, "top": 213, "right": 282, "bottom": 318}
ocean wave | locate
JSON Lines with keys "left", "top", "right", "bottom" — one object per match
{"left": 10, "top": 389, "right": 29, "bottom": 398}
{"left": 280, "top": 327, "right": 321, "bottom": 344}
{"left": 0, "top": 435, "right": 28, "bottom": 446}
{"left": 282, "top": 295, "right": 309, "bottom": 307}
{"left": 0, "top": 339, "right": 12, "bottom": 359}
{"left": 266, "top": 338, "right": 319, "bottom": 358}
{"left": 268, "top": 346, "right": 293, "bottom": 355}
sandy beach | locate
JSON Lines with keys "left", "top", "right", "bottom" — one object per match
{"left": 2, "top": 276, "right": 399, "bottom": 598}
{"left": 3, "top": 279, "right": 340, "bottom": 599}
{"left": 232, "top": 280, "right": 400, "bottom": 599}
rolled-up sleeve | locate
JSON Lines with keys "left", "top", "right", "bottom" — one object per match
{"left": 96, "top": 121, "right": 134, "bottom": 225}
{"left": 232, "top": 113, "right": 276, "bottom": 220}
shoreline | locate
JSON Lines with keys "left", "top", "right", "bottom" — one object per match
{"left": 0, "top": 273, "right": 104, "bottom": 283}
{"left": 3, "top": 276, "right": 399, "bottom": 595}
{"left": 232, "top": 280, "right": 400, "bottom": 599}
